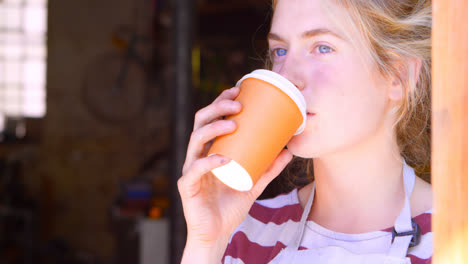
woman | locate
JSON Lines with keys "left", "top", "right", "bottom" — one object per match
{"left": 178, "top": 0, "right": 433, "bottom": 263}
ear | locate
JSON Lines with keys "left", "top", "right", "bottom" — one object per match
{"left": 388, "top": 58, "right": 422, "bottom": 101}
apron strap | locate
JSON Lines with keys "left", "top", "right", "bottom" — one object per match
{"left": 387, "top": 159, "right": 419, "bottom": 259}
{"left": 394, "top": 159, "right": 416, "bottom": 233}
{"left": 276, "top": 183, "right": 316, "bottom": 263}
{"left": 290, "top": 182, "right": 316, "bottom": 250}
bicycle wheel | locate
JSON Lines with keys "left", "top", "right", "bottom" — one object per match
{"left": 82, "top": 52, "right": 147, "bottom": 124}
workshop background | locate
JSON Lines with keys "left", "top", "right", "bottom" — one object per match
{"left": 0, "top": 0, "right": 290, "bottom": 263}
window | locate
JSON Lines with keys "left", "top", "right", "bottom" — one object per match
{"left": 0, "top": 0, "right": 47, "bottom": 133}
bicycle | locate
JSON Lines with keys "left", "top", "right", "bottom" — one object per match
{"left": 81, "top": 25, "right": 152, "bottom": 124}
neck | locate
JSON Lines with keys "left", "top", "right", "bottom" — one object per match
{"left": 309, "top": 130, "right": 405, "bottom": 233}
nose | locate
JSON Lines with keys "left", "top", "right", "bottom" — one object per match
{"left": 277, "top": 56, "right": 306, "bottom": 91}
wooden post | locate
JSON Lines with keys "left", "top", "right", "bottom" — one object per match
{"left": 170, "top": 0, "right": 194, "bottom": 263}
{"left": 432, "top": 0, "right": 468, "bottom": 263}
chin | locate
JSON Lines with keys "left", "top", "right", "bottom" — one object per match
{"left": 286, "top": 135, "right": 318, "bottom": 158}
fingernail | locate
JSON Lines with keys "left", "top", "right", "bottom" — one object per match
{"left": 221, "top": 158, "right": 228, "bottom": 164}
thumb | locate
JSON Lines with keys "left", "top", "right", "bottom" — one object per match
{"left": 249, "top": 149, "right": 293, "bottom": 199}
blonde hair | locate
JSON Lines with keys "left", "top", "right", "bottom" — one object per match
{"left": 271, "top": 0, "right": 432, "bottom": 184}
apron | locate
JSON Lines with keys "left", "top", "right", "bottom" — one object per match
{"left": 268, "top": 159, "right": 421, "bottom": 264}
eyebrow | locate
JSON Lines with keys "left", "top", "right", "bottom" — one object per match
{"left": 267, "top": 28, "right": 346, "bottom": 42}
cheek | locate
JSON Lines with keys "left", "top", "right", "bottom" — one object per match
{"left": 311, "top": 63, "right": 387, "bottom": 133}
{"left": 305, "top": 63, "right": 346, "bottom": 106}
{"left": 324, "top": 72, "right": 389, "bottom": 147}
{"left": 310, "top": 67, "right": 333, "bottom": 86}
{"left": 287, "top": 55, "right": 390, "bottom": 157}
{"left": 315, "top": 61, "right": 383, "bottom": 111}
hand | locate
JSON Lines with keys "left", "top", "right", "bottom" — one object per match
{"left": 178, "top": 86, "right": 293, "bottom": 255}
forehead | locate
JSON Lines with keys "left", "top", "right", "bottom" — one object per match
{"left": 271, "top": 0, "right": 378, "bottom": 75}
{"left": 271, "top": 0, "right": 354, "bottom": 41}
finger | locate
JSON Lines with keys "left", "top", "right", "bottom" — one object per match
{"left": 193, "top": 99, "right": 241, "bottom": 131}
{"left": 249, "top": 149, "right": 293, "bottom": 199}
{"left": 212, "top": 86, "right": 240, "bottom": 104}
{"left": 193, "top": 87, "right": 240, "bottom": 131}
{"left": 178, "top": 155, "right": 230, "bottom": 199}
{"left": 184, "top": 120, "right": 237, "bottom": 171}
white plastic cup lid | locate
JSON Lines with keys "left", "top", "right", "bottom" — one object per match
{"left": 236, "top": 69, "right": 307, "bottom": 135}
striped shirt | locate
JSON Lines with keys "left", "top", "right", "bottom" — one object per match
{"left": 222, "top": 188, "right": 432, "bottom": 264}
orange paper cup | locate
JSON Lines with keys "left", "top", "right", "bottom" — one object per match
{"left": 208, "top": 70, "right": 306, "bottom": 191}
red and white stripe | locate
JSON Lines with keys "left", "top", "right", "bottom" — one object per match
{"left": 222, "top": 189, "right": 432, "bottom": 264}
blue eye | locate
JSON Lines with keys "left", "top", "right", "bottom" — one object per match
{"left": 274, "top": 48, "right": 287, "bottom": 57}
{"left": 318, "top": 45, "right": 332, "bottom": 54}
